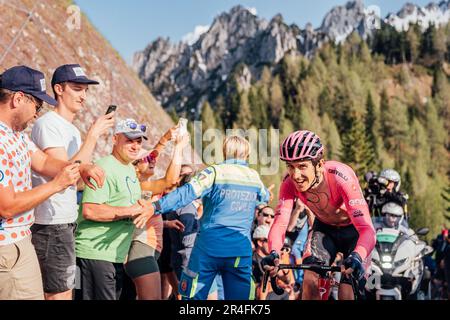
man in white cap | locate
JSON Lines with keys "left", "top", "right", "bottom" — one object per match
{"left": 252, "top": 225, "right": 271, "bottom": 289}
{"left": 75, "top": 118, "right": 152, "bottom": 300}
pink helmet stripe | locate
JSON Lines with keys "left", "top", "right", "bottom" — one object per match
{"left": 299, "top": 131, "right": 315, "bottom": 158}
{"left": 304, "top": 134, "right": 318, "bottom": 158}
{"left": 291, "top": 132, "right": 303, "bottom": 158}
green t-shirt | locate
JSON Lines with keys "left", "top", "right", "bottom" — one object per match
{"left": 75, "top": 155, "right": 141, "bottom": 263}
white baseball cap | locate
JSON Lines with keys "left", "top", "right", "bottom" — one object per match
{"left": 114, "top": 118, "right": 148, "bottom": 140}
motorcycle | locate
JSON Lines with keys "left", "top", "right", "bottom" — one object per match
{"left": 365, "top": 227, "right": 433, "bottom": 300}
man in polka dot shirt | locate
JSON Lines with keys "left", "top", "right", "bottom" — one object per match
{"left": 0, "top": 66, "right": 105, "bottom": 300}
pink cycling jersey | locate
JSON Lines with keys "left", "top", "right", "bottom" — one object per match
{"left": 268, "top": 161, "right": 375, "bottom": 260}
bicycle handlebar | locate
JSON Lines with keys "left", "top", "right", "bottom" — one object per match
{"left": 262, "top": 264, "right": 343, "bottom": 296}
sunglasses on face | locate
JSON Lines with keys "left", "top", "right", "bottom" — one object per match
{"left": 125, "top": 120, "right": 147, "bottom": 133}
{"left": 262, "top": 212, "right": 275, "bottom": 218}
{"left": 143, "top": 154, "right": 157, "bottom": 163}
{"left": 281, "top": 246, "right": 291, "bottom": 253}
{"left": 24, "top": 93, "right": 43, "bottom": 114}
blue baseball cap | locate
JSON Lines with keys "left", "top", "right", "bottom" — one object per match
{"left": 51, "top": 64, "right": 99, "bottom": 86}
{"left": 1, "top": 65, "right": 57, "bottom": 106}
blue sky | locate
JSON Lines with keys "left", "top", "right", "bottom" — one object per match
{"left": 75, "top": 0, "right": 432, "bottom": 64}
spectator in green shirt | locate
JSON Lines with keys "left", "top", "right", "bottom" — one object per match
{"left": 75, "top": 119, "right": 151, "bottom": 300}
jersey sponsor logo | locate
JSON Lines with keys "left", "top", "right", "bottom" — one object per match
{"left": 328, "top": 169, "right": 349, "bottom": 181}
{"left": 349, "top": 198, "right": 366, "bottom": 206}
{"left": 0, "top": 170, "right": 4, "bottom": 182}
{"left": 352, "top": 209, "right": 364, "bottom": 218}
{"left": 198, "top": 173, "right": 208, "bottom": 181}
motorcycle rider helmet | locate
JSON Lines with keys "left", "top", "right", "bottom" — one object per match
{"left": 381, "top": 202, "right": 404, "bottom": 229}
{"left": 379, "top": 169, "right": 401, "bottom": 192}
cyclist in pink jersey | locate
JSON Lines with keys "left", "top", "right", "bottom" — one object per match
{"left": 264, "top": 130, "right": 376, "bottom": 300}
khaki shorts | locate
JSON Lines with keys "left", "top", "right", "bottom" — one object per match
{"left": 0, "top": 235, "right": 44, "bottom": 300}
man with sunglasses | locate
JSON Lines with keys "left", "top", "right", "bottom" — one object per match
{"left": 255, "top": 206, "right": 275, "bottom": 228}
{"left": 30, "top": 64, "right": 115, "bottom": 300}
{"left": 252, "top": 224, "right": 271, "bottom": 298}
{"left": 0, "top": 66, "right": 105, "bottom": 300}
{"left": 75, "top": 118, "right": 152, "bottom": 300}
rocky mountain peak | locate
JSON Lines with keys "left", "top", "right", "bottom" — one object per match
{"left": 133, "top": 0, "right": 450, "bottom": 117}
{"left": 320, "top": 0, "right": 366, "bottom": 43}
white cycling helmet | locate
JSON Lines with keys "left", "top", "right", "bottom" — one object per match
{"left": 379, "top": 169, "right": 401, "bottom": 192}
{"left": 382, "top": 202, "right": 404, "bottom": 229}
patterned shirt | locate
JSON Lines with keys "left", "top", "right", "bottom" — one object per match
{"left": 0, "top": 121, "right": 37, "bottom": 246}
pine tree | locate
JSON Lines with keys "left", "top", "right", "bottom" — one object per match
{"left": 321, "top": 113, "right": 342, "bottom": 160}
{"left": 201, "top": 101, "right": 218, "bottom": 132}
{"left": 433, "top": 27, "right": 447, "bottom": 63}
{"left": 269, "top": 76, "right": 285, "bottom": 128}
{"left": 234, "top": 91, "right": 252, "bottom": 129}
{"left": 406, "top": 23, "right": 421, "bottom": 63}
{"left": 364, "top": 92, "right": 378, "bottom": 168}
{"left": 425, "top": 100, "right": 447, "bottom": 175}
{"left": 442, "top": 186, "right": 450, "bottom": 223}
{"left": 318, "top": 87, "right": 333, "bottom": 117}
{"left": 431, "top": 68, "right": 450, "bottom": 131}
{"left": 340, "top": 112, "right": 374, "bottom": 180}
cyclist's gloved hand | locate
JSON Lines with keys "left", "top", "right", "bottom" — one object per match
{"left": 343, "top": 252, "right": 365, "bottom": 280}
{"left": 261, "top": 250, "right": 279, "bottom": 268}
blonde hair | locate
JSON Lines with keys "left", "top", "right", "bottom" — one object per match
{"left": 223, "top": 135, "right": 250, "bottom": 160}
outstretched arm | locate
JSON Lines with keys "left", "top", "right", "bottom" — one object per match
{"left": 268, "top": 178, "right": 295, "bottom": 255}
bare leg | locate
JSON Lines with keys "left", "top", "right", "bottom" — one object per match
{"left": 301, "top": 270, "right": 321, "bottom": 300}
{"left": 338, "top": 283, "right": 355, "bottom": 300}
{"left": 160, "top": 273, "right": 172, "bottom": 300}
{"left": 134, "top": 272, "right": 161, "bottom": 300}
{"left": 166, "top": 271, "right": 179, "bottom": 298}
{"left": 44, "top": 290, "right": 73, "bottom": 300}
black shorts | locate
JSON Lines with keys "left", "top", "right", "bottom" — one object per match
{"left": 31, "top": 223, "right": 77, "bottom": 293}
{"left": 76, "top": 258, "right": 124, "bottom": 300}
{"left": 303, "top": 219, "right": 358, "bottom": 276}
{"left": 124, "top": 241, "right": 160, "bottom": 279}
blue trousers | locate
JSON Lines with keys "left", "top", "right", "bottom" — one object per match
{"left": 291, "top": 225, "right": 309, "bottom": 285}
{"left": 178, "top": 246, "right": 254, "bottom": 300}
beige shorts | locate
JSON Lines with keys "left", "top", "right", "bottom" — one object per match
{"left": 0, "top": 235, "right": 44, "bottom": 300}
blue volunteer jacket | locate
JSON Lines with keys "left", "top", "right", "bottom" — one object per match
{"left": 153, "top": 159, "right": 270, "bottom": 257}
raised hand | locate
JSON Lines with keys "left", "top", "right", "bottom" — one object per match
{"left": 87, "top": 112, "right": 115, "bottom": 139}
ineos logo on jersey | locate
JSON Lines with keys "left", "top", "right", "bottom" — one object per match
{"left": 0, "top": 170, "right": 4, "bottom": 183}
{"left": 349, "top": 199, "right": 366, "bottom": 206}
